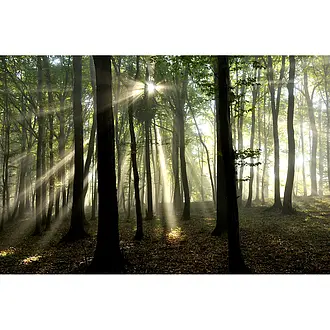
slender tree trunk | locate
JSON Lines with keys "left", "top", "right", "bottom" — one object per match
{"left": 128, "top": 56, "right": 143, "bottom": 239}
{"left": 188, "top": 97, "right": 216, "bottom": 205}
{"left": 172, "top": 115, "right": 181, "bottom": 212}
{"left": 300, "top": 115, "right": 307, "bottom": 197}
{"left": 1, "top": 57, "right": 10, "bottom": 230}
{"left": 318, "top": 103, "right": 323, "bottom": 196}
{"left": 255, "top": 90, "right": 262, "bottom": 203}
{"left": 246, "top": 64, "right": 260, "bottom": 207}
{"left": 145, "top": 119, "right": 153, "bottom": 219}
{"left": 237, "top": 64, "right": 246, "bottom": 206}
{"left": 82, "top": 57, "right": 97, "bottom": 206}
{"left": 34, "top": 56, "right": 44, "bottom": 235}
{"left": 89, "top": 55, "right": 122, "bottom": 273}
{"left": 267, "top": 55, "right": 285, "bottom": 209}
{"left": 304, "top": 69, "right": 318, "bottom": 196}
{"left": 283, "top": 56, "right": 296, "bottom": 214}
{"left": 322, "top": 58, "right": 330, "bottom": 194}
{"left": 18, "top": 96, "right": 27, "bottom": 219}
{"left": 43, "top": 56, "right": 55, "bottom": 229}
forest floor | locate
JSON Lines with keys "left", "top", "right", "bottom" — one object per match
{"left": 0, "top": 196, "right": 329, "bottom": 274}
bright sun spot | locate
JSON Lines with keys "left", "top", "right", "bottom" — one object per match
{"left": 167, "top": 227, "right": 184, "bottom": 241}
{"left": 147, "top": 82, "right": 156, "bottom": 94}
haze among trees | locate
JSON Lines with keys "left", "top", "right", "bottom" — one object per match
{"left": 0, "top": 55, "right": 330, "bottom": 274}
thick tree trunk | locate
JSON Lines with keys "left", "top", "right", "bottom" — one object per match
{"left": 65, "top": 56, "right": 87, "bottom": 240}
{"left": 283, "top": 56, "right": 296, "bottom": 214}
{"left": 89, "top": 56, "right": 122, "bottom": 273}
{"left": 212, "top": 57, "right": 228, "bottom": 235}
{"left": 217, "top": 56, "right": 249, "bottom": 273}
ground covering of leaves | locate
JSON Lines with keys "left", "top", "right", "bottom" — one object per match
{"left": 0, "top": 196, "right": 329, "bottom": 274}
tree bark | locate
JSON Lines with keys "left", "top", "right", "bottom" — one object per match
{"left": 128, "top": 56, "right": 143, "bottom": 239}
{"left": 303, "top": 67, "right": 318, "bottom": 196}
{"left": 43, "top": 56, "right": 55, "bottom": 229}
{"left": 89, "top": 56, "right": 122, "bottom": 273}
{"left": 267, "top": 55, "right": 285, "bottom": 209}
{"left": 283, "top": 56, "right": 296, "bottom": 214}
{"left": 65, "top": 56, "right": 87, "bottom": 240}
{"left": 217, "top": 56, "right": 249, "bottom": 273}
{"left": 34, "top": 56, "right": 44, "bottom": 235}
{"left": 246, "top": 63, "right": 260, "bottom": 207}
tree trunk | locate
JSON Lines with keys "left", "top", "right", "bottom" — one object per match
{"left": 246, "top": 64, "right": 260, "bottom": 207}
{"left": 318, "top": 103, "right": 323, "bottom": 196}
{"left": 89, "top": 56, "right": 122, "bottom": 273}
{"left": 217, "top": 56, "right": 249, "bottom": 273}
{"left": 43, "top": 56, "right": 55, "bottom": 229}
{"left": 128, "top": 55, "right": 143, "bottom": 240}
{"left": 283, "top": 56, "right": 296, "bottom": 214}
{"left": 145, "top": 119, "right": 153, "bottom": 219}
{"left": 172, "top": 115, "right": 181, "bottom": 212}
{"left": 237, "top": 63, "right": 246, "bottom": 206}
{"left": 322, "top": 57, "right": 330, "bottom": 194}
{"left": 300, "top": 111, "right": 307, "bottom": 196}
{"left": 65, "top": 56, "right": 87, "bottom": 240}
{"left": 267, "top": 55, "right": 285, "bottom": 209}
{"left": 82, "top": 57, "right": 97, "bottom": 207}
{"left": 188, "top": 97, "right": 216, "bottom": 205}
{"left": 304, "top": 68, "right": 318, "bottom": 196}
{"left": 212, "top": 57, "right": 228, "bottom": 235}
{"left": 34, "top": 56, "right": 44, "bottom": 235}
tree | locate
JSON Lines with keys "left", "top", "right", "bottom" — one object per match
{"left": 246, "top": 61, "right": 260, "bottom": 208}
{"left": 283, "top": 56, "right": 296, "bottom": 214}
{"left": 216, "top": 56, "right": 249, "bottom": 273}
{"left": 64, "top": 56, "right": 87, "bottom": 240}
{"left": 89, "top": 56, "right": 123, "bottom": 273}
{"left": 34, "top": 56, "right": 44, "bottom": 235}
{"left": 303, "top": 61, "right": 318, "bottom": 196}
{"left": 128, "top": 56, "right": 143, "bottom": 240}
{"left": 266, "top": 55, "right": 285, "bottom": 209}
{"left": 43, "top": 55, "right": 55, "bottom": 229}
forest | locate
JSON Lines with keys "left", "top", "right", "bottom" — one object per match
{"left": 0, "top": 54, "right": 329, "bottom": 274}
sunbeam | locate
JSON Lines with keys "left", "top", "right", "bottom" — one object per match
{"left": 156, "top": 126, "right": 177, "bottom": 228}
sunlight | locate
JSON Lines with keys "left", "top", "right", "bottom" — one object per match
{"left": 167, "top": 227, "right": 185, "bottom": 242}
{"left": 37, "top": 204, "right": 71, "bottom": 249}
{"left": 22, "top": 255, "right": 42, "bottom": 265}
{"left": 0, "top": 248, "right": 15, "bottom": 257}
{"left": 156, "top": 126, "right": 177, "bottom": 228}
{"left": 147, "top": 82, "right": 156, "bottom": 94}
{"left": 296, "top": 154, "right": 304, "bottom": 167}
